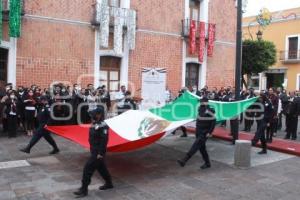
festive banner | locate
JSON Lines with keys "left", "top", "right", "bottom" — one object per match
{"left": 207, "top": 23, "right": 216, "bottom": 57}
{"left": 198, "top": 22, "right": 206, "bottom": 63}
{"left": 9, "top": 0, "right": 22, "bottom": 38}
{"left": 99, "top": 0, "right": 110, "bottom": 48}
{"left": 127, "top": 9, "right": 136, "bottom": 50}
{"left": 48, "top": 92, "right": 258, "bottom": 153}
{"left": 114, "top": 16, "right": 123, "bottom": 55}
{"left": 189, "top": 20, "right": 196, "bottom": 54}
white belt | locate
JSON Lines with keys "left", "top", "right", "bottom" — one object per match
{"left": 25, "top": 107, "right": 36, "bottom": 111}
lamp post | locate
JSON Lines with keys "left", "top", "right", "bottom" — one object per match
{"left": 235, "top": 0, "right": 243, "bottom": 100}
{"left": 256, "top": 30, "right": 263, "bottom": 40}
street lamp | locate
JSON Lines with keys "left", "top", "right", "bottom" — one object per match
{"left": 235, "top": 0, "right": 243, "bottom": 100}
{"left": 256, "top": 30, "right": 263, "bottom": 40}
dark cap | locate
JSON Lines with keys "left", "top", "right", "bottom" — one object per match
{"left": 40, "top": 96, "right": 49, "bottom": 102}
{"left": 200, "top": 96, "right": 209, "bottom": 103}
{"left": 91, "top": 107, "right": 104, "bottom": 116}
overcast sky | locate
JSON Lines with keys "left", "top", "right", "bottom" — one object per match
{"left": 244, "top": 0, "right": 300, "bottom": 17}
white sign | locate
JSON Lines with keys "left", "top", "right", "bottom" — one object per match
{"left": 141, "top": 68, "right": 167, "bottom": 110}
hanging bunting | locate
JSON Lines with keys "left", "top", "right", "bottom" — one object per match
{"left": 9, "top": 0, "right": 22, "bottom": 38}
{"left": 114, "top": 17, "right": 123, "bottom": 55}
{"left": 127, "top": 10, "right": 136, "bottom": 50}
{"left": 0, "top": 0, "right": 2, "bottom": 43}
{"left": 198, "top": 22, "right": 206, "bottom": 63}
{"left": 189, "top": 20, "right": 196, "bottom": 54}
{"left": 99, "top": 0, "right": 110, "bottom": 48}
{"left": 207, "top": 23, "right": 216, "bottom": 57}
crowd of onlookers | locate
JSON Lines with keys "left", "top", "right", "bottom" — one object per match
{"left": 0, "top": 83, "right": 136, "bottom": 138}
{"left": 1, "top": 82, "right": 300, "bottom": 142}
{"left": 169, "top": 85, "right": 300, "bottom": 141}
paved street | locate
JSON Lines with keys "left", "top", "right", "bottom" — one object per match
{"left": 0, "top": 131, "right": 300, "bottom": 200}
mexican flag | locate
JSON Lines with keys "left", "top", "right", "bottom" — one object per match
{"left": 47, "top": 92, "right": 258, "bottom": 152}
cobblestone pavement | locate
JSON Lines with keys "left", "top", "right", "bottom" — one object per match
{"left": 0, "top": 130, "right": 300, "bottom": 200}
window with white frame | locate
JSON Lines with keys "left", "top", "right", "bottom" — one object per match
{"left": 286, "top": 35, "right": 300, "bottom": 60}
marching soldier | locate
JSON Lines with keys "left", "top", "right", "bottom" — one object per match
{"left": 177, "top": 97, "right": 216, "bottom": 169}
{"left": 251, "top": 92, "right": 273, "bottom": 154}
{"left": 74, "top": 107, "right": 113, "bottom": 198}
{"left": 20, "top": 96, "right": 60, "bottom": 154}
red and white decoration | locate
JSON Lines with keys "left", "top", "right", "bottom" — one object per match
{"left": 207, "top": 23, "right": 216, "bottom": 57}
{"left": 198, "top": 21, "right": 206, "bottom": 63}
{"left": 188, "top": 20, "right": 216, "bottom": 62}
{"left": 189, "top": 20, "right": 196, "bottom": 54}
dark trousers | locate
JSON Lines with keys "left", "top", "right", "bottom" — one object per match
{"left": 187, "top": 133, "right": 210, "bottom": 165}
{"left": 25, "top": 110, "right": 35, "bottom": 131}
{"left": 27, "top": 125, "right": 59, "bottom": 150}
{"left": 277, "top": 112, "right": 282, "bottom": 130}
{"left": 230, "top": 117, "right": 239, "bottom": 143}
{"left": 286, "top": 115, "right": 298, "bottom": 139}
{"left": 244, "top": 111, "right": 254, "bottom": 131}
{"left": 266, "top": 119, "right": 278, "bottom": 141}
{"left": 2, "top": 117, "right": 8, "bottom": 133}
{"left": 7, "top": 115, "right": 18, "bottom": 138}
{"left": 81, "top": 152, "right": 112, "bottom": 190}
{"left": 252, "top": 120, "right": 267, "bottom": 151}
{"left": 172, "top": 126, "right": 187, "bottom": 135}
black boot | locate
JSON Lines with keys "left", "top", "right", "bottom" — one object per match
{"left": 200, "top": 163, "right": 211, "bottom": 170}
{"left": 19, "top": 144, "right": 32, "bottom": 154}
{"left": 99, "top": 182, "right": 114, "bottom": 190}
{"left": 180, "top": 132, "right": 187, "bottom": 138}
{"left": 73, "top": 187, "right": 88, "bottom": 198}
{"left": 49, "top": 148, "right": 60, "bottom": 155}
{"left": 258, "top": 150, "right": 267, "bottom": 154}
{"left": 177, "top": 155, "right": 190, "bottom": 167}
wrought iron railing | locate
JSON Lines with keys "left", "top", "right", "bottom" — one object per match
{"left": 279, "top": 50, "right": 300, "bottom": 62}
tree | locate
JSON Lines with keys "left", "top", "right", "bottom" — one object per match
{"left": 242, "top": 39, "right": 277, "bottom": 88}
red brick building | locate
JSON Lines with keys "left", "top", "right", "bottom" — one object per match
{"left": 0, "top": 0, "right": 237, "bottom": 96}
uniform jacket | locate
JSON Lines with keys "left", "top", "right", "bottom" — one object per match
{"left": 196, "top": 105, "right": 216, "bottom": 135}
{"left": 89, "top": 121, "right": 109, "bottom": 156}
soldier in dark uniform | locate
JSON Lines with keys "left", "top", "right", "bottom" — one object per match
{"left": 74, "top": 107, "right": 113, "bottom": 198}
{"left": 244, "top": 88, "right": 256, "bottom": 132}
{"left": 20, "top": 96, "right": 60, "bottom": 154}
{"left": 266, "top": 88, "right": 279, "bottom": 142}
{"left": 177, "top": 97, "right": 216, "bottom": 169}
{"left": 251, "top": 92, "right": 273, "bottom": 154}
{"left": 284, "top": 92, "right": 299, "bottom": 140}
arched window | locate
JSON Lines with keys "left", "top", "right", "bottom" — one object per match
{"left": 185, "top": 63, "right": 200, "bottom": 88}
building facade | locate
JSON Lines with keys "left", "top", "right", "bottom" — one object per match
{"left": 243, "top": 7, "right": 300, "bottom": 92}
{"left": 0, "top": 0, "right": 237, "bottom": 97}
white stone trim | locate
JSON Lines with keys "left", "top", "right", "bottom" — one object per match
{"left": 297, "top": 73, "right": 300, "bottom": 91}
{"left": 199, "top": 0, "right": 209, "bottom": 88}
{"left": 120, "top": 34, "right": 129, "bottom": 88}
{"left": 94, "top": 31, "right": 101, "bottom": 87}
{"left": 24, "top": 14, "right": 91, "bottom": 26}
{"left": 1, "top": 38, "right": 17, "bottom": 87}
{"left": 182, "top": 42, "right": 187, "bottom": 87}
{"left": 136, "top": 29, "right": 181, "bottom": 37}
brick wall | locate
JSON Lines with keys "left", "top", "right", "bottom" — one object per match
{"left": 128, "top": 32, "right": 183, "bottom": 96}
{"left": 206, "top": 0, "right": 237, "bottom": 89}
{"left": 16, "top": 0, "right": 96, "bottom": 88}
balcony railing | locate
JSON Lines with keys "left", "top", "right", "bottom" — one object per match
{"left": 1, "top": 0, "right": 25, "bottom": 21}
{"left": 279, "top": 50, "right": 300, "bottom": 63}
{"left": 182, "top": 19, "right": 201, "bottom": 38}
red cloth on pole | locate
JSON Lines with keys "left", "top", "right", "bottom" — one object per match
{"left": 189, "top": 20, "right": 196, "bottom": 54}
{"left": 207, "top": 23, "right": 216, "bottom": 57}
{"left": 198, "top": 22, "right": 206, "bottom": 63}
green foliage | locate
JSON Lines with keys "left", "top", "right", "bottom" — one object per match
{"left": 242, "top": 39, "right": 277, "bottom": 75}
